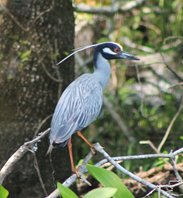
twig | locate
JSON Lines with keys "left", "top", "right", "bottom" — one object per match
{"left": 34, "top": 114, "right": 52, "bottom": 137}
{"left": 2, "top": 126, "right": 183, "bottom": 197}
{"left": 158, "top": 101, "right": 183, "bottom": 152}
{"left": 170, "top": 158, "right": 183, "bottom": 183}
{"left": 140, "top": 140, "right": 159, "bottom": 153}
{"left": 0, "top": 4, "right": 28, "bottom": 31}
{"left": 135, "top": 64, "right": 147, "bottom": 118}
{"left": 41, "top": 62, "right": 63, "bottom": 83}
{"left": 46, "top": 143, "right": 183, "bottom": 198}
{"left": 160, "top": 53, "right": 183, "bottom": 82}
{"left": 168, "top": 82, "right": 183, "bottom": 89}
{"left": 0, "top": 128, "right": 50, "bottom": 184}
{"left": 95, "top": 152, "right": 177, "bottom": 167}
{"left": 33, "top": 153, "right": 48, "bottom": 196}
{"left": 173, "top": 147, "right": 183, "bottom": 155}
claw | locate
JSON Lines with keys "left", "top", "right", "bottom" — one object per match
{"left": 90, "top": 146, "right": 96, "bottom": 155}
{"left": 73, "top": 168, "right": 91, "bottom": 186}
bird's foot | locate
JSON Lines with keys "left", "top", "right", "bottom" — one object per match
{"left": 72, "top": 167, "right": 80, "bottom": 178}
{"left": 90, "top": 145, "right": 96, "bottom": 155}
{"left": 72, "top": 168, "right": 91, "bottom": 186}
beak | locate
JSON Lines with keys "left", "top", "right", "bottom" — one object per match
{"left": 118, "top": 51, "right": 140, "bottom": 61}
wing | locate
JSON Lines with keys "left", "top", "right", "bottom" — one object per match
{"left": 50, "top": 74, "right": 103, "bottom": 145}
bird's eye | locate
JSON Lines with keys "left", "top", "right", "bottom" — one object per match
{"left": 114, "top": 48, "right": 120, "bottom": 53}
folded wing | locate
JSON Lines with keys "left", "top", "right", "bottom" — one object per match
{"left": 50, "top": 74, "right": 103, "bottom": 146}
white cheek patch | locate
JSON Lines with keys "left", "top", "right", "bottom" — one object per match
{"left": 103, "top": 47, "right": 117, "bottom": 55}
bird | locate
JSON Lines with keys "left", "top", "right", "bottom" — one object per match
{"left": 47, "top": 41, "right": 139, "bottom": 172}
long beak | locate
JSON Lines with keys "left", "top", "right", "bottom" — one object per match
{"left": 119, "top": 51, "right": 140, "bottom": 60}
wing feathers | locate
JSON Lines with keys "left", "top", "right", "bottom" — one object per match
{"left": 50, "top": 74, "right": 103, "bottom": 145}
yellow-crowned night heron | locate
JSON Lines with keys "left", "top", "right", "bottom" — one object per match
{"left": 47, "top": 42, "right": 139, "bottom": 172}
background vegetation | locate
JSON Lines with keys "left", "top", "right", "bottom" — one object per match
{"left": 74, "top": 0, "right": 183, "bottom": 159}
{"left": 73, "top": 0, "right": 183, "bottom": 196}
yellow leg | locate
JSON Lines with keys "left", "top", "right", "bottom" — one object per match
{"left": 77, "top": 131, "right": 93, "bottom": 148}
{"left": 67, "top": 138, "right": 76, "bottom": 173}
{"left": 77, "top": 131, "right": 95, "bottom": 154}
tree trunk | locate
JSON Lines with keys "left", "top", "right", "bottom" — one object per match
{"left": 0, "top": 0, "right": 74, "bottom": 197}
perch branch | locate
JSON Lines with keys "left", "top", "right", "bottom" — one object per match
{"left": 94, "top": 143, "right": 174, "bottom": 198}
{"left": 0, "top": 128, "right": 50, "bottom": 184}
{"left": 47, "top": 143, "right": 183, "bottom": 198}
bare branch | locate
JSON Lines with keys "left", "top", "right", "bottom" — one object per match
{"left": 170, "top": 158, "right": 183, "bottom": 184}
{"left": 46, "top": 143, "right": 183, "bottom": 198}
{"left": 34, "top": 114, "right": 52, "bottom": 137}
{"left": 94, "top": 143, "right": 174, "bottom": 198}
{"left": 33, "top": 153, "right": 48, "bottom": 196}
{"left": 160, "top": 53, "right": 183, "bottom": 82}
{"left": 1, "top": 121, "right": 183, "bottom": 197}
{"left": 158, "top": 101, "right": 183, "bottom": 152}
{"left": 140, "top": 140, "right": 159, "bottom": 153}
{"left": 0, "top": 128, "right": 50, "bottom": 184}
{"left": 168, "top": 82, "right": 183, "bottom": 89}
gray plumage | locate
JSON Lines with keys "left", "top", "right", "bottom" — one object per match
{"left": 50, "top": 73, "right": 103, "bottom": 146}
{"left": 47, "top": 42, "right": 139, "bottom": 153}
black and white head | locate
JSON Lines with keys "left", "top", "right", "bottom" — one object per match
{"left": 94, "top": 42, "right": 139, "bottom": 61}
{"left": 56, "top": 41, "right": 139, "bottom": 65}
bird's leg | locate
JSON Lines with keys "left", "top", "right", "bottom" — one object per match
{"left": 77, "top": 131, "right": 96, "bottom": 155}
{"left": 68, "top": 138, "right": 77, "bottom": 173}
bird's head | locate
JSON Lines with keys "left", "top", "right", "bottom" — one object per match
{"left": 95, "top": 42, "right": 139, "bottom": 61}
{"left": 56, "top": 41, "right": 139, "bottom": 66}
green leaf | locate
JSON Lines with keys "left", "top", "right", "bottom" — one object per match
{"left": 20, "top": 50, "right": 31, "bottom": 62}
{"left": 0, "top": 185, "right": 9, "bottom": 198}
{"left": 57, "top": 182, "right": 78, "bottom": 198}
{"left": 84, "top": 187, "right": 117, "bottom": 198}
{"left": 87, "top": 164, "right": 134, "bottom": 198}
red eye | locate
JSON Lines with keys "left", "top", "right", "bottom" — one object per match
{"left": 114, "top": 48, "right": 120, "bottom": 53}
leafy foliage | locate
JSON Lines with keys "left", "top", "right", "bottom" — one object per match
{"left": 57, "top": 165, "right": 134, "bottom": 198}
{"left": 87, "top": 164, "right": 134, "bottom": 198}
{"left": 74, "top": 1, "right": 183, "bottom": 196}
{"left": 57, "top": 182, "right": 78, "bottom": 198}
{"left": 84, "top": 187, "right": 117, "bottom": 198}
{"left": 75, "top": 0, "right": 183, "bottom": 159}
{"left": 0, "top": 185, "right": 9, "bottom": 198}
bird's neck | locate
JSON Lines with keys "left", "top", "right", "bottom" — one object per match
{"left": 93, "top": 53, "right": 111, "bottom": 89}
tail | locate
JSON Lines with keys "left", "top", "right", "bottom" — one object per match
{"left": 46, "top": 144, "right": 54, "bottom": 156}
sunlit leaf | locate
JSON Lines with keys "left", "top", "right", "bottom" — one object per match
{"left": 57, "top": 182, "right": 78, "bottom": 198}
{"left": 84, "top": 187, "right": 117, "bottom": 198}
{"left": 0, "top": 185, "right": 9, "bottom": 198}
{"left": 87, "top": 164, "right": 134, "bottom": 198}
{"left": 20, "top": 50, "right": 31, "bottom": 62}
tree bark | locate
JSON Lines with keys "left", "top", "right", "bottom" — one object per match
{"left": 0, "top": 0, "right": 74, "bottom": 197}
